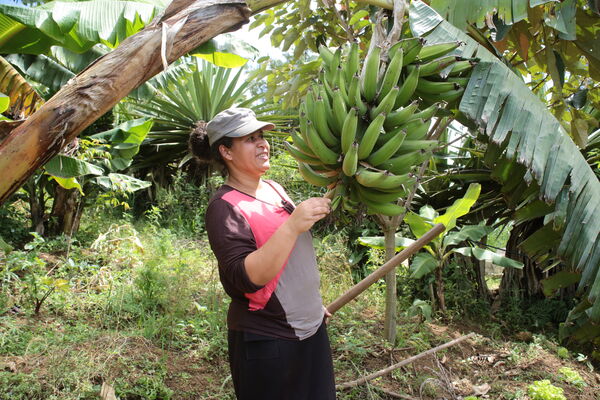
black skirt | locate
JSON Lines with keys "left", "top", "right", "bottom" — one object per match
{"left": 227, "top": 322, "right": 336, "bottom": 400}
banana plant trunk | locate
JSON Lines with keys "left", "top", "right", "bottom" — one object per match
{"left": 48, "top": 186, "right": 82, "bottom": 237}
{"left": 383, "top": 226, "right": 397, "bottom": 343}
{"left": 0, "top": 0, "right": 287, "bottom": 204}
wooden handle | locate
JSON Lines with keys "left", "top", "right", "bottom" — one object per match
{"left": 326, "top": 223, "right": 445, "bottom": 314}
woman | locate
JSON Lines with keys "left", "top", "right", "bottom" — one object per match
{"left": 189, "top": 107, "right": 336, "bottom": 400}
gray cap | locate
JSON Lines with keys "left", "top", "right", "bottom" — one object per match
{"left": 206, "top": 107, "right": 275, "bottom": 146}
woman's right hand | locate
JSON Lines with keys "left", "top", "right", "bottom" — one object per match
{"left": 286, "top": 197, "right": 331, "bottom": 234}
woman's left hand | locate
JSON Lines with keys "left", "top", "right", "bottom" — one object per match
{"left": 323, "top": 305, "right": 332, "bottom": 324}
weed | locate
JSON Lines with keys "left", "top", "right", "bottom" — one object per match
{"left": 556, "top": 346, "right": 570, "bottom": 359}
{"left": 0, "top": 372, "right": 45, "bottom": 400}
{"left": 527, "top": 380, "right": 566, "bottom": 400}
{"left": 558, "top": 366, "right": 586, "bottom": 388}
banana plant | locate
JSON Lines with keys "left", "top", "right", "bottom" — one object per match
{"left": 360, "top": 183, "right": 523, "bottom": 312}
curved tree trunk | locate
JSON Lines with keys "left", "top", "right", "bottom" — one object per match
{"left": 0, "top": 0, "right": 287, "bottom": 204}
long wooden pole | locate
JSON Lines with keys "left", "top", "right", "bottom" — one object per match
{"left": 326, "top": 223, "right": 445, "bottom": 314}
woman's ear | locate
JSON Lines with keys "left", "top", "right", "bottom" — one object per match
{"left": 219, "top": 144, "right": 233, "bottom": 161}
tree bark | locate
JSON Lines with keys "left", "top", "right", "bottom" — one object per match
{"left": 48, "top": 185, "right": 81, "bottom": 237}
{"left": 0, "top": 0, "right": 287, "bottom": 204}
{"left": 497, "top": 221, "right": 544, "bottom": 302}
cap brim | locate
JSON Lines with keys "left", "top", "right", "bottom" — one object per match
{"left": 228, "top": 120, "right": 276, "bottom": 138}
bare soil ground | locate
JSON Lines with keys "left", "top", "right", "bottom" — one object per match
{"left": 2, "top": 315, "right": 599, "bottom": 399}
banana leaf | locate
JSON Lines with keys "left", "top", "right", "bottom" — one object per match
{"left": 443, "top": 224, "right": 494, "bottom": 247}
{"left": 453, "top": 247, "right": 524, "bottom": 269}
{"left": 434, "top": 183, "right": 481, "bottom": 233}
{"left": 357, "top": 235, "right": 416, "bottom": 251}
{"left": 410, "top": 252, "right": 438, "bottom": 279}
{"left": 0, "top": 55, "right": 44, "bottom": 118}
{"left": 94, "top": 173, "right": 151, "bottom": 192}
{"left": 410, "top": 0, "right": 600, "bottom": 319}
{"left": 0, "top": 1, "right": 160, "bottom": 54}
{"left": 44, "top": 155, "right": 104, "bottom": 178}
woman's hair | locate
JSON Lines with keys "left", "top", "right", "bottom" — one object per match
{"left": 188, "top": 121, "right": 233, "bottom": 172}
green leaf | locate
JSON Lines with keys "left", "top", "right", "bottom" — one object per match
{"left": 544, "top": 0, "right": 577, "bottom": 40}
{"left": 434, "top": 183, "right": 481, "bottom": 232}
{"left": 357, "top": 235, "right": 416, "bottom": 251}
{"left": 0, "top": 93, "right": 8, "bottom": 113}
{"left": 348, "top": 10, "right": 369, "bottom": 26}
{"left": 429, "top": 0, "right": 530, "bottom": 30}
{"left": 542, "top": 270, "right": 581, "bottom": 297}
{"left": 405, "top": 211, "right": 433, "bottom": 239}
{"left": 454, "top": 247, "right": 524, "bottom": 269}
{"left": 94, "top": 173, "right": 151, "bottom": 192}
{"left": 90, "top": 117, "right": 152, "bottom": 169}
{"left": 0, "top": 235, "right": 13, "bottom": 253}
{"left": 44, "top": 155, "right": 104, "bottom": 178}
{"left": 0, "top": 1, "right": 160, "bottom": 54}
{"left": 410, "top": 252, "right": 438, "bottom": 279}
{"left": 191, "top": 33, "right": 259, "bottom": 68}
{"left": 51, "top": 176, "right": 83, "bottom": 195}
{"left": 443, "top": 224, "right": 494, "bottom": 247}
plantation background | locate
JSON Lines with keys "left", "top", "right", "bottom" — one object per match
{"left": 1, "top": 0, "right": 600, "bottom": 399}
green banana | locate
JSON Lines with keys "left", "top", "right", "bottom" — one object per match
{"left": 331, "top": 88, "right": 347, "bottom": 136}
{"left": 345, "top": 41, "right": 360, "bottom": 83}
{"left": 377, "top": 48, "right": 403, "bottom": 102}
{"left": 446, "top": 76, "right": 470, "bottom": 86}
{"left": 415, "top": 41, "right": 461, "bottom": 63}
{"left": 349, "top": 73, "right": 368, "bottom": 115}
{"left": 355, "top": 167, "right": 414, "bottom": 190}
{"left": 313, "top": 95, "right": 339, "bottom": 147}
{"left": 415, "top": 78, "right": 460, "bottom": 94}
{"left": 394, "top": 65, "right": 420, "bottom": 109}
{"left": 299, "top": 104, "right": 308, "bottom": 136}
{"left": 417, "top": 87, "right": 465, "bottom": 103}
{"left": 448, "top": 60, "right": 476, "bottom": 76}
{"left": 360, "top": 45, "right": 381, "bottom": 103}
{"left": 367, "top": 129, "right": 406, "bottom": 166}
{"left": 284, "top": 141, "right": 322, "bottom": 165}
{"left": 361, "top": 196, "right": 406, "bottom": 216}
{"left": 318, "top": 45, "right": 334, "bottom": 69}
{"left": 408, "top": 102, "right": 443, "bottom": 122}
{"left": 357, "top": 113, "right": 386, "bottom": 160}
{"left": 389, "top": 37, "right": 423, "bottom": 64}
{"left": 404, "top": 119, "right": 430, "bottom": 140}
{"left": 334, "top": 65, "right": 349, "bottom": 105}
{"left": 342, "top": 142, "right": 359, "bottom": 176}
{"left": 377, "top": 150, "right": 429, "bottom": 175}
{"left": 354, "top": 182, "right": 406, "bottom": 204}
{"left": 413, "top": 55, "right": 459, "bottom": 77}
{"left": 341, "top": 107, "right": 358, "bottom": 154}
{"left": 384, "top": 100, "right": 420, "bottom": 130}
{"left": 305, "top": 121, "right": 340, "bottom": 165}
{"left": 321, "top": 70, "right": 335, "bottom": 101}
{"left": 291, "top": 128, "right": 316, "bottom": 156}
{"left": 396, "top": 139, "right": 438, "bottom": 154}
{"left": 298, "top": 162, "right": 337, "bottom": 187}
{"left": 370, "top": 86, "right": 399, "bottom": 120}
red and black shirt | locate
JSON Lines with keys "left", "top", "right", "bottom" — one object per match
{"left": 205, "top": 181, "right": 324, "bottom": 340}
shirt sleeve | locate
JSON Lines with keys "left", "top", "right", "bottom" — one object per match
{"left": 205, "top": 198, "right": 264, "bottom": 294}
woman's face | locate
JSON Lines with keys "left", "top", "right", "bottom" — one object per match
{"left": 220, "top": 130, "right": 270, "bottom": 177}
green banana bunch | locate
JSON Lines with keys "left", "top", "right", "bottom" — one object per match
{"left": 287, "top": 35, "right": 477, "bottom": 218}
